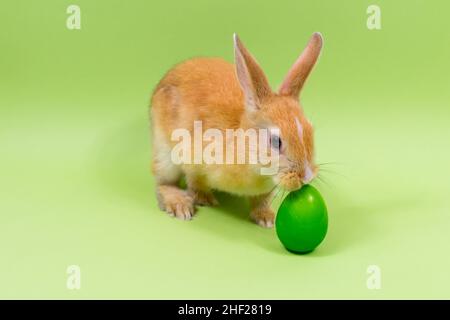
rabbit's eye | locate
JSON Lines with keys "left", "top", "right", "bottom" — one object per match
{"left": 271, "top": 135, "right": 282, "bottom": 151}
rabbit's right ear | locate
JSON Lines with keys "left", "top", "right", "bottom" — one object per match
{"left": 234, "top": 34, "right": 272, "bottom": 112}
{"left": 279, "top": 32, "right": 323, "bottom": 98}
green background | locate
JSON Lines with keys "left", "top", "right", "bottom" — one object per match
{"left": 1, "top": 0, "right": 449, "bottom": 299}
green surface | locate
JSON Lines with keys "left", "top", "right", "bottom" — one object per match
{"left": 1, "top": 0, "right": 450, "bottom": 299}
{"left": 276, "top": 185, "right": 328, "bottom": 254}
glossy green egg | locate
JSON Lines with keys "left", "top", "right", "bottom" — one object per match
{"left": 276, "top": 185, "right": 328, "bottom": 254}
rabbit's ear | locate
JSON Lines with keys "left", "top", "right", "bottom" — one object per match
{"left": 279, "top": 32, "right": 323, "bottom": 97}
{"left": 234, "top": 33, "right": 272, "bottom": 112}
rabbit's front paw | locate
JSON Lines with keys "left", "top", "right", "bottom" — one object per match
{"left": 190, "top": 190, "right": 219, "bottom": 206}
{"left": 157, "top": 186, "right": 195, "bottom": 220}
{"left": 250, "top": 208, "right": 275, "bottom": 228}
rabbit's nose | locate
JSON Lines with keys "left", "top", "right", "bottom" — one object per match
{"left": 301, "top": 165, "right": 314, "bottom": 184}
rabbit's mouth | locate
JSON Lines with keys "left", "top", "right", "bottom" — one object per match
{"left": 279, "top": 171, "right": 303, "bottom": 192}
{"left": 278, "top": 162, "right": 318, "bottom": 191}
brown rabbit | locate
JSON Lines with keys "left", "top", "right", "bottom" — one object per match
{"left": 150, "top": 33, "right": 323, "bottom": 227}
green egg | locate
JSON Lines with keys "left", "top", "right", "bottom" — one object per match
{"left": 276, "top": 185, "right": 328, "bottom": 254}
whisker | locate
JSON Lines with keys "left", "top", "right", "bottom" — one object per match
{"left": 270, "top": 192, "right": 280, "bottom": 206}
{"left": 311, "top": 179, "right": 323, "bottom": 188}
{"left": 270, "top": 184, "right": 282, "bottom": 206}
{"left": 268, "top": 183, "right": 279, "bottom": 195}
{"left": 318, "top": 168, "right": 348, "bottom": 178}
{"left": 317, "top": 161, "right": 344, "bottom": 166}
{"left": 281, "top": 190, "right": 287, "bottom": 202}
{"left": 316, "top": 174, "right": 333, "bottom": 189}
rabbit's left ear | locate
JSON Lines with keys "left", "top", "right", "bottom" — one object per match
{"left": 279, "top": 33, "right": 323, "bottom": 97}
{"left": 234, "top": 33, "right": 272, "bottom": 112}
